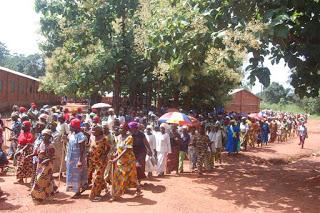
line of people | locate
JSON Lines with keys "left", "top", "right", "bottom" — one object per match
{"left": 0, "top": 104, "right": 309, "bottom": 203}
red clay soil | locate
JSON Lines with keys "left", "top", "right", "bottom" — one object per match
{"left": 1, "top": 120, "right": 319, "bottom": 213}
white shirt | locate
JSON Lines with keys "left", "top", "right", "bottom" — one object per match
{"left": 107, "top": 115, "right": 116, "bottom": 129}
{"left": 57, "top": 122, "right": 70, "bottom": 136}
{"left": 145, "top": 133, "right": 156, "bottom": 151}
{"left": 155, "top": 132, "right": 171, "bottom": 153}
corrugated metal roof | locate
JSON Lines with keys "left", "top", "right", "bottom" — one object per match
{"left": 0, "top": 66, "right": 40, "bottom": 82}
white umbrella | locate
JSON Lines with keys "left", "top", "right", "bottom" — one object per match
{"left": 91, "top": 103, "right": 111, "bottom": 109}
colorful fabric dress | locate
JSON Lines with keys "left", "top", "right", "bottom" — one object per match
{"left": 166, "top": 132, "right": 180, "bottom": 174}
{"left": 269, "top": 121, "right": 277, "bottom": 143}
{"left": 31, "top": 142, "right": 55, "bottom": 201}
{"left": 113, "top": 135, "right": 138, "bottom": 197}
{"left": 66, "top": 132, "right": 88, "bottom": 193}
{"left": 16, "top": 131, "right": 34, "bottom": 179}
{"left": 194, "top": 134, "right": 210, "bottom": 173}
{"left": 104, "top": 133, "right": 116, "bottom": 183}
{"left": 89, "top": 137, "right": 109, "bottom": 199}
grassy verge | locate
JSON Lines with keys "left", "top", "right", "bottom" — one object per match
{"left": 261, "top": 101, "right": 320, "bottom": 119}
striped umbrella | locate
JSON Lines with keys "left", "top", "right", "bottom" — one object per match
{"left": 159, "top": 112, "right": 192, "bottom": 126}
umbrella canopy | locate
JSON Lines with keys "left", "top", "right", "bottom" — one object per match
{"left": 91, "top": 103, "right": 111, "bottom": 109}
{"left": 159, "top": 112, "right": 192, "bottom": 126}
{"left": 248, "top": 113, "right": 263, "bottom": 121}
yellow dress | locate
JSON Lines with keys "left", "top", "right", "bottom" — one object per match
{"left": 112, "top": 135, "right": 138, "bottom": 197}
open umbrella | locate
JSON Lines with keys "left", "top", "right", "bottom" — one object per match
{"left": 159, "top": 112, "right": 192, "bottom": 126}
{"left": 91, "top": 103, "right": 111, "bottom": 109}
{"left": 248, "top": 113, "right": 263, "bottom": 121}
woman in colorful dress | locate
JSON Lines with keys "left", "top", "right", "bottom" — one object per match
{"left": 66, "top": 118, "right": 88, "bottom": 198}
{"left": 194, "top": 125, "right": 210, "bottom": 177}
{"left": 88, "top": 125, "right": 110, "bottom": 200}
{"left": 269, "top": 119, "right": 278, "bottom": 143}
{"left": 30, "top": 129, "right": 56, "bottom": 202}
{"left": 15, "top": 121, "right": 34, "bottom": 183}
{"left": 166, "top": 125, "right": 180, "bottom": 174}
{"left": 111, "top": 123, "right": 138, "bottom": 201}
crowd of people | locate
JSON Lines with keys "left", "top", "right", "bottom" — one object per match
{"left": 0, "top": 103, "right": 309, "bottom": 203}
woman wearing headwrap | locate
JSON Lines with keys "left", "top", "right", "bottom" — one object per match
{"left": 88, "top": 125, "right": 110, "bottom": 200}
{"left": 128, "top": 122, "right": 152, "bottom": 181}
{"left": 66, "top": 118, "right": 88, "bottom": 198}
{"left": 193, "top": 125, "right": 210, "bottom": 177}
{"left": 30, "top": 122, "right": 46, "bottom": 186}
{"left": 111, "top": 123, "right": 138, "bottom": 201}
{"left": 30, "top": 129, "right": 56, "bottom": 202}
{"left": 15, "top": 121, "right": 35, "bottom": 183}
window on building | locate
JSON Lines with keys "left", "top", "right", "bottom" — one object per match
{"left": 0, "top": 80, "right": 2, "bottom": 94}
{"left": 11, "top": 80, "right": 15, "bottom": 93}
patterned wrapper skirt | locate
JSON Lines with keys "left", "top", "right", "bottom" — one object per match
{"left": 166, "top": 145, "right": 179, "bottom": 173}
{"left": 31, "top": 161, "right": 54, "bottom": 200}
{"left": 16, "top": 146, "right": 33, "bottom": 179}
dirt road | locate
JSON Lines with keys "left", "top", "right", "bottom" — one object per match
{"left": 1, "top": 120, "right": 319, "bottom": 213}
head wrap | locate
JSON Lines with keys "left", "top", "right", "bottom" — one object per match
{"left": 128, "top": 121, "right": 139, "bottom": 129}
{"left": 39, "top": 113, "right": 49, "bottom": 121}
{"left": 42, "top": 129, "right": 52, "bottom": 137}
{"left": 146, "top": 125, "right": 153, "bottom": 130}
{"left": 90, "top": 112, "right": 96, "bottom": 117}
{"left": 19, "top": 107, "right": 27, "bottom": 113}
{"left": 11, "top": 112, "right": 19, "bottom": 118}
{"left": 108, "top": 108, "right": 114, "bottom": 112}
{"left": 70, "top": 118, "right": 81, "bottom": 129}
{"left": 22, "top": 120, "right": 32, "bottom": 128}
{"left": 31, "top": 103, "right": 37, "bottom": 109}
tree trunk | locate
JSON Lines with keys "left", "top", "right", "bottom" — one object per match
{"left": 113, "top": 66, "right": 121, "bottom": 115}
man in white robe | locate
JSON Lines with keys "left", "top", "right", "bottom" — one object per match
{"left": 155, "top": 124, "right": 171, "bottom": 176}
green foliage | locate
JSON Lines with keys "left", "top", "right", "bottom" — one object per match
{"left": 261, "top": 101, "right": 306, "bottom": 114}
{"left": 0, "top": 41, "right": 9, "bottom": 64}
{"left": 258, "top": 82, "right": 290, "bottom": 104}
{"left": 0, "top": 41, "right": 45, "bottom": 78}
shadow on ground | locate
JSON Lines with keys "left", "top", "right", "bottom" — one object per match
{"left": 185, "top": 154, "right": 320, "bottom": 213}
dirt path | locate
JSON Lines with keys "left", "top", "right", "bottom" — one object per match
{"left": 1, "top": 120, "right": 319, "bottom": 213}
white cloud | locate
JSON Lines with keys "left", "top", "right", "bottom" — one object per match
{"left": 0, "top": 0, "right": 41, "bottom": 55}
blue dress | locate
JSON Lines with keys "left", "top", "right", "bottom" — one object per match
{"left": 66, "top": 132, "right": 88, "bottom": 193}
{"left": 261, "top": 123, "right": 270, "bottom": 144}
{"left": 226, "top": 125, "right": 240, "bottom": 153}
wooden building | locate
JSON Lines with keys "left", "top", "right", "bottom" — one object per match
{"left": 0, "top": 66, "right": 59, "bottom": 112}
{"left": 224, "top": 89, "right": 260, "bottom": 113}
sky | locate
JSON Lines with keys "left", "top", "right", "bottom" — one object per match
{"left": 0, "top": 0, "right": 291, "bottom": 93}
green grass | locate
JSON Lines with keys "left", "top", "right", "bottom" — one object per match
{"left": 261, "top": 101, "right": 306, "bottom": 114}
{"left": 261, "top": 101, "right": 320, "bottom": 119}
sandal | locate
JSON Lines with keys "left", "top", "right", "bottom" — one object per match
{"left": 71, "top": 192, "right": 81, "bottom": 199}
